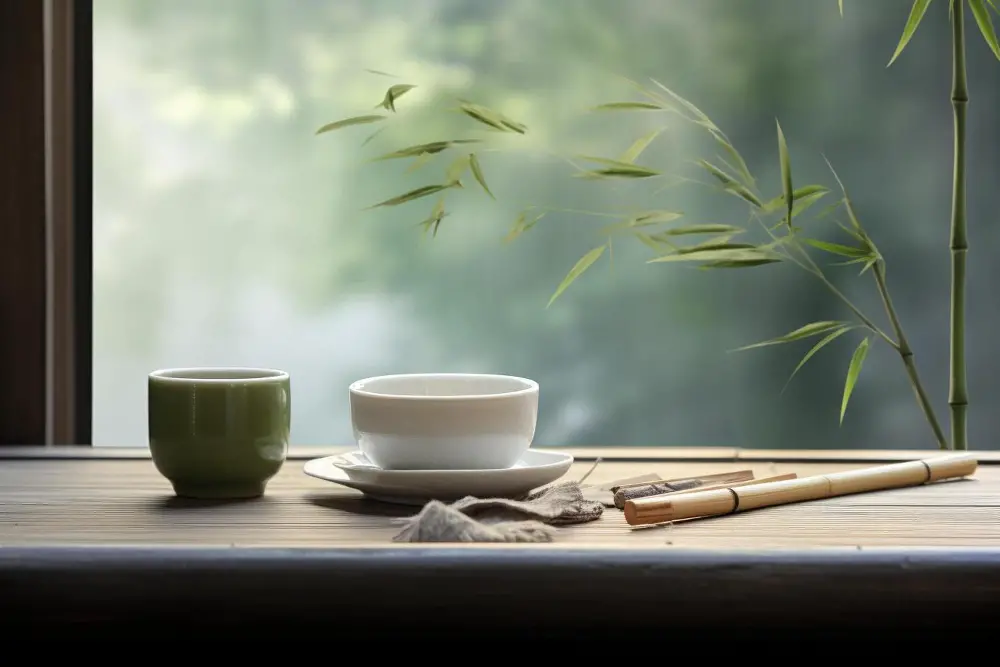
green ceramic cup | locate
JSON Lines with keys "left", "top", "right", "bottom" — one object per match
{"left": 148, "top": 367, "right": 291, "bottom": 499}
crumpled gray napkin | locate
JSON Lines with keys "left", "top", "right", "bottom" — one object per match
{"left": 392, "top": 481, "right": 604, "bottom": 543}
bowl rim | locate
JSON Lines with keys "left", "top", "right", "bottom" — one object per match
{"left": 349, "top": 372, "right": 538, "bottom": 401}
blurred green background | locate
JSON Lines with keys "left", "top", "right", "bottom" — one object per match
{"left": 92, "top": 0, "right": 1000, "bottom": 450}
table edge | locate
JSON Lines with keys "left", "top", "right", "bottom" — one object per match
{"left": 4, "top": 445, "right": 999, "bottom": 463}
{"left": 2, "top": 545, "right": 998, "bottom": 638}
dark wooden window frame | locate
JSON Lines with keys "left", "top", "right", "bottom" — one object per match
{"left": 0, "top": 0, "right": 90, "bottom": 445}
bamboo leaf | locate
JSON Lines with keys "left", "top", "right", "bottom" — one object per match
{"left": 592, "top": 101, "right": 663, "bottom": 111}
{"left": 682, "top": 240, "right": 756, "bottom": 252}
{"left": 776, "top": 120, "right": 793, "bottom": 228}
{"left": 579, "top": 155, "right": 660, "bottom": 170}
{"left": 660, "top": 224, "right": 745, "bottom": 236}
{"left": 711, "top": 131, "right": 756, "bottom": 189}
{"left": 645, "top": 83, "right": 747, "bottom": 197}
{"left": 839, "top": 0, "right": 844, "bottom": 16}
{"left": 593, "top": 167, "right": 661, "bottom": 178}
{"left": 698, "top": 160, "right": 763, "bottom": 208}
{"left": 601, "top": 210, "right": 684, "bottom": 234}
{"left": 634, "top": 210, "right": 685, "bottom": 224}
{"left": 460, "top": 105, "right": 507, "bottom": 131}
{"left": 830, "top": 255, "right": 871, "bottom": 267}
{"left": 650, "top": 79, "right": 720, "bottom": 133}
{"left": 580, "top": 163, "right": 662, "bottom": 179}
{"left": 784, "top": 325, "right": 853, "bottom": 391}
{"left": 365, "top": 69, "right": 398, "bottom": 77}
{"left": 431, "top": 196, "right": 445, "bottom": 219}
{"left": 468, "top": 153, "right": 494, "bottom": 199}
{"left": 316, "top": 114, "right": 386, "bottom": 135}
{"left": 762, "top": 185, "right": 830, "bottom": 214}
{"left": 970, "top": 0, "right": 1000, "bottom": 59}
{"left": 698, "top": 160, "right": 740, "bottom": 187}
{"left": 361, "top": 127, "right": 387, "bottom": 147}
{"left": 618, "top": 129, "right": 664, "bottom": 164}
{"left": 792, "top": 190, "right": 829, "bottom": 217}
{"left": 733, "top": 321, "right": 847, "bottom": 352}
{"left": 835, "top": 219, "right": 866, "bottom": 243}
{"left": 505, "top": 210, "right": 545, "bottom": 243}
{"left": 823, "top": 156, "right": 866, "bottom": 233}
{"left": 648, "top": 247, "right": 781, "bottom": 265}
{"left": 888, "top": 0, "right": 934, "bottom": 66}
{"left": 459, "top": 102, "right": 527, "bottom": 134}
{"left": 418, "top": 197, "right": 448, "bottom": 236}
{"left": 766, "top": 191, "right": 828, "bottom": 229}
{"left": 723, "top": 185, "right": 763, "bottom": 208}
{"left": 366, "top": 183, "right": 453, "bottom": 209}
{"left": 547, "top": 246, "right": 606, "bottom": 308}
{"left": 505, "top": 211, "right": 528, "bottom": 243}
{"left": 373, "top": 139, "right": 480, "bottom": 161}
{"left": 635, "top": 233, "right": 675, "bottom": 252}
{"left": 701, "top": 258, "right": 782, "bottom": 269}
{"left": 813, "top": 199, "right": 844, "bottom": 221}
{"left": 841, "top": 337, "right": 870, "bottom": 423}
{"left": 803, "top": 238, "right": 869, "bottom": 258}
{"left": 405, "top": 153, "right": 435, "bottom": 173}
{"left": 500, "top": 119, "right": 529, "bottom": 133}
{"left": 378, "top": 84, "right": 417, "bottom": 112}
{"left": 692, "top": 239, "right": 757, "bottom": 253}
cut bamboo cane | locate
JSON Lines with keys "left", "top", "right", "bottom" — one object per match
{"left": 623, "top": 454, "right": 978, "bottom": 526}
{"left": 622, "top": 474, "right": 796, "bottom": 522}
{"left": 611, "top": 469, "right": 754, "bottom": 508}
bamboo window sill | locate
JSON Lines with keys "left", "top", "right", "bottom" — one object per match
{"left": 2, "top": 446, "right": 1000, "bottom": 549}
{"left": 2, "top": 446, "right": 999, "bottom": 638}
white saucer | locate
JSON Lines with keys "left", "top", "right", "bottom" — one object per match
{"left": 302, "top": 449, "right": 574, "bottom": 505}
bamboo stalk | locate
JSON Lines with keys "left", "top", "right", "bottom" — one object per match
{"left": 872, "top": 263, "right": 950, "bottom": 450}
{"left": 949, "top": 0, "right": 969, "bottom": 451}
{"left": 795, "top": 243, "right": 948, "bottom": 449}
{"left": 623, "top": 454, "right": 977, "bottom": 526}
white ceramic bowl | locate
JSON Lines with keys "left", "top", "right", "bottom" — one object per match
{"left": 348, "top": 373, "right": 539, "bottom": 470}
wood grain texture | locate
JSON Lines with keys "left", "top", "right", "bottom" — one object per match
{"left": 2, "top": 457, "right": 998, "bottom": 548}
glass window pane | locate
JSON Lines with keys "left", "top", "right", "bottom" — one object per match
{"left": 93, "top": 0, "right": 1000, "bottom": 450}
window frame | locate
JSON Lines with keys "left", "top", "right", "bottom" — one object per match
{"left": 46, "top": 0, "right": 92, "bottom": 446}
{"left": 0, "top": 0, "right": 90, "bottom": 445}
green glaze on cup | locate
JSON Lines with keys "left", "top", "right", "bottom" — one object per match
{"left": 148, "top": 368, "right": 290, "bottom": 499}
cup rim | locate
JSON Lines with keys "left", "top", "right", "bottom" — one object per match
{"left": 349, "top": 373, "right": 538, "bottom": 401}
{"left": 149, "top": 367, "right": 290, "bottom": 384}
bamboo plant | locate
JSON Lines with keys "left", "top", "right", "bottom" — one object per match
{"left": 317, "top": 0, "right": 1000, "bottom": 450}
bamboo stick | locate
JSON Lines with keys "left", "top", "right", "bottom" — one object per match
{"left": 611, "top": 469, "right": 754, "bottom": 493}
{"left": 623, "top": 454, "right": 978, "bottom": 526}
{"left": 621, "top": 473, "right": 797, "bottom": 513}
{"left": 612, "top": 469, "right": 755, "bottom": 508}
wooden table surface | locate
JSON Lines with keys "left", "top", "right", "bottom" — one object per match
{"left": 3, "top": 448, "right": 1000, "bottom": 639}
{"left": 2, "top": 447, "right": 998, "bottom": 548}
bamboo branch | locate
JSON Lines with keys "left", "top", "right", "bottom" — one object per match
{"left": 873, "top": 263, "right": 950, "bottom": 450}
{"left": 950, "top": 0, "right": 970, "bottom": 450}
{"left": 788, "top": 238, "right": 898, "bottom": 348}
